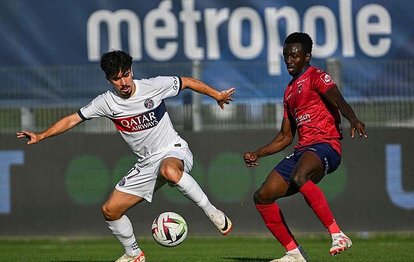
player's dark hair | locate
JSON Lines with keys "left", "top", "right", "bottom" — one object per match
{"left": 100, "top": 50, "right": 133, "bottom": 79}
{"left": 284, "top": 32, "right": 313, "bottom": 54}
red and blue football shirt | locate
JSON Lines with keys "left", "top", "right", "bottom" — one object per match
{"left": 283, "top": 66, "right": 343, "bottom": 154}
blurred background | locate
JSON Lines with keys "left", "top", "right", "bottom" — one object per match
{"left": 1, "top": 0, "right": 413, "bottom": 236}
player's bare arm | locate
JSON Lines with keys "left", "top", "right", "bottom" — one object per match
{"left": 323, "top": 86, "right": 367, "bottom": 138}
{"left": 16, "top": 113, "right": 83, "bottom": 145}
{"left": 180, "top": 76, "right": 236, "bottom": 109}
{"left": 244, "top": 118, "right": 295, "bottom": 167}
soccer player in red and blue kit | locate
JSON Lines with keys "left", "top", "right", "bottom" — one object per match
{"left": 244, "top": 32, "right": 367, "bottom": 262}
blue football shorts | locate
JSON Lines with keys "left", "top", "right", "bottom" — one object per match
{"left": 274, "top": 142, "right": 341, "bottom": 182}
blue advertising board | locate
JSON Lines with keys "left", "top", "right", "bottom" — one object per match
{"left": 0, "top": 0, "right": 412, "bottom": 102}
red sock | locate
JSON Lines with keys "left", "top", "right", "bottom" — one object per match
{"left": 299, "top": 181, "right": 341, "bottom": 234}
{"left": 256, "top": 203, "right": 298, "bottom": 251}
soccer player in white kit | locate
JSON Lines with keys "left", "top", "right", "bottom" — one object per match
{"left": 17, "top": 50, "right": 235, "bottom": 262}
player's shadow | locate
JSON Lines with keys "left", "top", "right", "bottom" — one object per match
{"left": 224, "top": 258, "right": 271, "bottom": 262}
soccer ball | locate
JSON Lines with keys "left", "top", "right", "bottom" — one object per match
{"left": 151, "top": 211, "right": 188, "bottom": 247}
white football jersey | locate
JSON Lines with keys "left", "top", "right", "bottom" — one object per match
{"left": 79, "top": 76, "right": 184, "bottom": 166}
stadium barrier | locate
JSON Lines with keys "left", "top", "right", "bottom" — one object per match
{"left": 1, "top": 129, "right": 413, "bottom": 236}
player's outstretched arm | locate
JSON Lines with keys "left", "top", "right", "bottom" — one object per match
{"left": 323, "top": 86, "right": 368, "bottom": 138}
{"left": 180, "top": 76, "right": 235, "bottom": 109}
{"left": 16, "top": 113, "right": 83, "bottom": 145}
{"left": 244, "top": 118, "right": 295, "bottom": 167}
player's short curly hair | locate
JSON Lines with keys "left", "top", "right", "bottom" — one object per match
{"left": 284, "top": 32, "right": 313, "bottom": 54}
{"left": 100, "top": 50, "right": 133, "bottom": 79}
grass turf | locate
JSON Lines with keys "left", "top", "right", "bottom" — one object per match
{"left": 0, "top": 234, "right": 413, "bottom": 262}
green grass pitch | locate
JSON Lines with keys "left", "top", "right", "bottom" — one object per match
{"left": 0, "top": 234, "right": 413, "bottom": 262}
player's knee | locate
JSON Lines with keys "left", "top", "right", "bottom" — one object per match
{"left": 254, "top": 190, "right": 276, "bottom": 204}
{"left": 101, "top": 204, "right": 111, "bottom": 220}
{"left": 102, "top": 203, "right": 121, "bottom": 221}
{"left": 290, "top": 173, "right": 307, "bottom": 187}
{"left": 159, "top": 165, "right": 181, "bottom": 184}
{"left": 253, "top": 191, "right": 264, "bottom": 204}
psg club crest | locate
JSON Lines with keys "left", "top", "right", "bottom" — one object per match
{"left": 118, "top": 177, "right": 126, "bottom": 186}
{"left": 144, "top": 99, "right": 154, "bottom": 109}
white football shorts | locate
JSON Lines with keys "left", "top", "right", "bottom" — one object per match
{"left": 115, "top": 140, "right": 193, "bottom": 202}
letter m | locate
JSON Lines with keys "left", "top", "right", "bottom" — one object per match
{"left": 87, "top": 9, "right": 142, "bottom": 61}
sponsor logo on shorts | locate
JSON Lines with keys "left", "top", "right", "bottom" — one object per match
{"left": 118, "top": 177, "right": 126, "bottom": 186}
{"left": 286, "top": 153, "right": 294, "bottom": 159}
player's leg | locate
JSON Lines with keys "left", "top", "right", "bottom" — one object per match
{"left": 102, "top": 190, "right": 146, "bottom": 262}
{"left": 254, "top": 152, "right": 309, "bottom": 261}
{"left": 255, "top": 169, "right": 308, "bottom": 261}
{"left": 293, "top": 151, "right": 338, "bottom": 231}
{"left": 159, "top": 156, "right": 232, "bottom": 235}
{"left": 291, "top": 146, "right": 352, "bottom": 256}
{"left": 255, "top": 169, "right": 297, "bottom": 249}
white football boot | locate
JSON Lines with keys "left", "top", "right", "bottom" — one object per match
{"left": 115, "top": 251, "right": 146, "bottom": 262}
{"left": 208, "top": 209, "right": 233, "bottom": 235}
{"left": 270, "top": 246, "right": 308, "bottom": 262}
{"left": 330, "top": 231, "right": 352, "bottom": 256}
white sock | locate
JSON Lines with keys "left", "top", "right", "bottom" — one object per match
{"left": 107, "top": 215, "right": 141, "bottom": 256}
{"left": 176, "top": 172, "right": 217, "bottom": 216}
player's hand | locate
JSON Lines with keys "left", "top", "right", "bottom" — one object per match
{"left": 244, "top": 152, "right": 259, "bottom": 167}
{"left": 16, "top": 131, "right": 42, "bottom": 145}
{"left": 217, "top": 87, "right": 236, "bottom": 109}
{"left": 350, "top": 120, "right": 367, "bottom": 138}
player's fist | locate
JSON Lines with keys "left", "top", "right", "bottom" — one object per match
{"left": 244, "top": 152, "right": 259, "bottom": 167}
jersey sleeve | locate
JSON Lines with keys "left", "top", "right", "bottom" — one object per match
{"left": 313, "top": 71, "right": 337, "bottom": 94}
{"left": 151, "top": 76, "right": 182, "bottom": 100}
{"left": 283, "top": 100, "right": 289, "bottom": 119}
{"left": 78, "top": 94, "right": 108, "bottom": 120}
